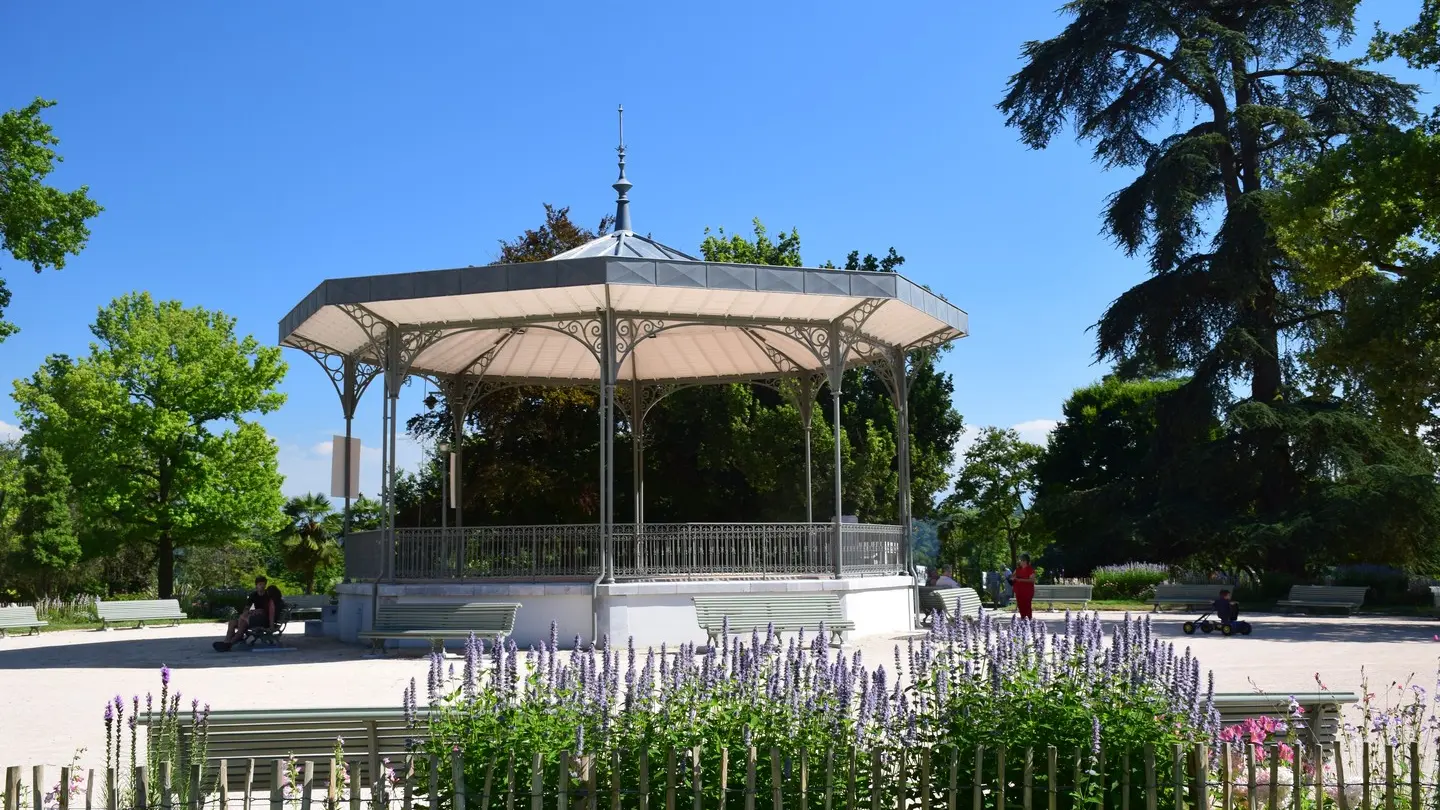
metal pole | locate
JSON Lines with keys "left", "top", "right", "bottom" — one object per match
{"left": 895, "top": 348, "right": 913, "bottom": 575}
{"left": 830, "top": 328, "right": 844, "bottom": 579}
{"left": 800, "top": 376, "right": 814, "bottom": 525}
{"left": 602, "top": 311, "right": 617, "bottom": 583}
{"left": 632, "top": 377, "right": 642, "bottom": 527}
{"left": 342, "top": 358, "right": 356, "bottom": 541}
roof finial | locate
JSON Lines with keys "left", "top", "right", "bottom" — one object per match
{"left": 612, "top": 104, "right": 632, "bottom": 232}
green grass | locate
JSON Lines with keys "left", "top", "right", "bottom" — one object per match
{"left": 34, "top": 617, "right": 219, "bottom": 632}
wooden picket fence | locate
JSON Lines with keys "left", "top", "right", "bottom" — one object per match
{"left": 3, "top": 740, "right": 1434, "bottom": 810}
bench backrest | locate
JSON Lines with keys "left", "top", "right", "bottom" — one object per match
{"left": 693, "top": 594, "right": 847, "bottom": 632}
{"left": 0, "top": 605, "right": 43, "bottom": 627}
{"left": 372, "top": 602, "right": 519, "bottom": 633}
{"left": 145, "top": 708, "right": 427, "bottom": 787}
{"left": 284, "top": 594, "right": 332, "bottom": 610}
{"left": 918, "top": 587, "right": 982, "bottom": 619}
{"left": 1152, "top": 585, "right": 1225, "bottom": 601}
{"left": 1213, "top": 692, "right": 1357, "bottom": 743}
{"left": 1032, "top": 584, "right": 1093, "bottom": 599}
{"left": 1285, "top": 585, "right": 1369, "bottom": 604}
{"left": 97, "top": 599, "right": 185, "bottom": 620}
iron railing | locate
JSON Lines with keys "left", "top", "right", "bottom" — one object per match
{"left": 364, "top": 523, "right": 909, "bottom": 581}
{"left": 342, "top": 529, "right": 387, "bottom": 581}
{"left": 612, "top": 523, "right": 834, "bottom": 578}
{"left": 392, "top": 525, "right": 603, "bottom": 580}
{"left": 839, "top": 523, "right": 905, "bottom": 577}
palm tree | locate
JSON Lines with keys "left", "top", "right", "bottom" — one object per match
{"left": 278, "top": 493, "right": 339, "bottom": 594}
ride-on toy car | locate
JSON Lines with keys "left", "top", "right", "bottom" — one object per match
{"left": 1181, "top": 613, "right": 1252, "bottom": 636}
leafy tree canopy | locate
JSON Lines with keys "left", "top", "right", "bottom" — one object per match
{"left": 277, "top": 493, "right": 340, "bottom": 594}
{"left": 0, "top": 99, "right": 103, "bottom": 341}
{"left": 1000, "top": 0, "right": 1440, "bottom": 573}
{"left": 944, "top": 426, "right": 1046, "bottom": 570}
{"left": 12, "top": 293, "right": 288, "bottom": 597}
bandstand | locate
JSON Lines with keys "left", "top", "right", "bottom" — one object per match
{"left": 278, "top": 128, "right": 968, "bottom": 648}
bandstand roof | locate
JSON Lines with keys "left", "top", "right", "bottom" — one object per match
{"left": 277, "top": 249, "right": 967, "bottom": 385}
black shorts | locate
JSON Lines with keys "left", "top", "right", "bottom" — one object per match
{"left": 244, "top": 609, "right": 270, "bottom": 627}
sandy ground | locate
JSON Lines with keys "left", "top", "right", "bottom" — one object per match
{"left": 0, "top": 611, "right": 1434, "bottom": 770}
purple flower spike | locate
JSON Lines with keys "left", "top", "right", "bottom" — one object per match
{"left": 160, "top": 665, "right": 171, "bottom": 687}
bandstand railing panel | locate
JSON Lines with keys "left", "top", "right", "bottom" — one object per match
{"left": 839, "top": 522, "right": 905, "bottom": 576}
{"left": 383, "top": 522, "right": 908, "bottom": 580}
{"left": 611, "top": 522, "right": 834, "bottom": 579}
{"left": 392, "top": 525, "right": 603, "bottom": 580}
{"left": 342, "top": 529, "right": 387, "bottom": 581}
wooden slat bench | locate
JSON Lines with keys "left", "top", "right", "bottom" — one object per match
{"left": 917, "top": 587, "right": 982, "bottom": 625}
{"left": 97, "top": 599, "right": 187, "bottom": 629}
{"left": 1032, "top": 584, "right": 1093, "bottom": 611}
{"left": 693, "top": 593, "right": 854, "bottom": 647}
{"left": 358, "top": 602, "right": 519, "bottom": 653}
{"left": 0, "top": 605, "right": 47, "bottom": 637}
{"left": 1276, "top": 585, "right": 1369, "bottom": 614}
{"left": 143, "top": 707, "right": 428, "bottom": 790}
{"left": 1213, "top": 691, "right": 1358, "bottom": 746}
{"left": 1150, "top": 584, "right": 1225, "bottom": 612}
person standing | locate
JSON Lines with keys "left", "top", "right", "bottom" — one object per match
{"left": 1012, "top": 554, "right": 1037, "bottom": 620}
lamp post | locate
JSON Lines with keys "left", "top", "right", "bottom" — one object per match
{"left": 437, "top": 439, "right": 451, "bottom": 531}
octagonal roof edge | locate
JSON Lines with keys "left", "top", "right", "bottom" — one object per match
{"left": 277, "top": 255, "right": 968, "bottom": 347}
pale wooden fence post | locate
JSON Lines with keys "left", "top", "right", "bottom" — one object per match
{"left": 451, "top": 749, "right": 466, "bottom": 810}
{"left": 5, "top": 766, "right": 19, "bottom": 810}
{"left": 301, "top": 761, "right": 315, "bottom": 810}
{"left": 219, "top": 760, "right": 229, "bottom": 810}
{"left": 136, "top": 766, "right": 150, "bottom": 810}
{"left": 1046, "top": 747, "right": 1057, "bottom": 810}
{"left": 270, "top": 760, "right": 283, "bottom": 810}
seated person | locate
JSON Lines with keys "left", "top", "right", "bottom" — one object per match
{"left": 1212, "top": 589, "right": 1239, "bottom": 623}
{"left": 213, "top": 576, "right": 281, "bottom": 652}
{"left": 934, "top": 566, "right": 961, "bottom": 589}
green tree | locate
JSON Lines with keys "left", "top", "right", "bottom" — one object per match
{"left": 1270, "top": 5, "right": 1440, "bottom": 448}
{"left": 14, "top": 445, "right": 80, "bottom": 596}
{"left": 999, "top": 0, "right": 1438, "bottom": 573}
{"left": 946, "top": 427, "right": 1046, "bottom": 569}
{"left": 0, "top": 99, "right": 103, "bottom": 341}
{"left": 1034, "top": 376, "right": 1208, "bottom": 573}
{"left": 278, "top": 493, "right": 340, "bottom": 594}
{"left": 12, "top": 293, "right": 287, "bottom": 597}
{"left": 700, "top": 220, "right": 801, "bottom": 266}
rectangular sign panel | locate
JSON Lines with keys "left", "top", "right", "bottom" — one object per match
{"left": 330, "top": 435, "right": 362, "bottom": 499}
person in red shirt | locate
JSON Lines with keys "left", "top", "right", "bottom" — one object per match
{"left": 1012, "top": 554, "right": 1037, "bottom": 619}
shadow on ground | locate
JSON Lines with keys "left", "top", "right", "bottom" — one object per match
{"left": 0, "top": 631, "right": 433, "bottom": 670}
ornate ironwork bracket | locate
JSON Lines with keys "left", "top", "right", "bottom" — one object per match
{"left": 615, "top": 317, "right": 665, "bottom": 367}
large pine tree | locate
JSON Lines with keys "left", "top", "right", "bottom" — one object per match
{"left": 1000, "top": 0, "right": 1440, "bottom": 572}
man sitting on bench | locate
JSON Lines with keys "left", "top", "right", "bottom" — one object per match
{"left": 1212, "top": 589, "right": 1240, "bottom": 624}
{"left": 213, "top": 577, "right": 280, "bottom": 652}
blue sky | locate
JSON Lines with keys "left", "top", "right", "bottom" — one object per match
{"left": 1, "top": 1, "right": 1434, "bottom": 499}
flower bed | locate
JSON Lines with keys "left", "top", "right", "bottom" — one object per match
{"left": 414, "top": 613, "right": 1215, "bottom": 809}
{"left": 1091, "top": 562, "right": 1170, "bottom": 600}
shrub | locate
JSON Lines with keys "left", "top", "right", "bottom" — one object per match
{"left": 1092, "top": 562, "right": 1170, "bottom": 599}
{"left": 415, "top": 613, "right": 1215, "bottom": 809}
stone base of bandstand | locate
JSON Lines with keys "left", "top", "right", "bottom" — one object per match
{"left": 333, "top": 575, "right": 916, "bottom": 650}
